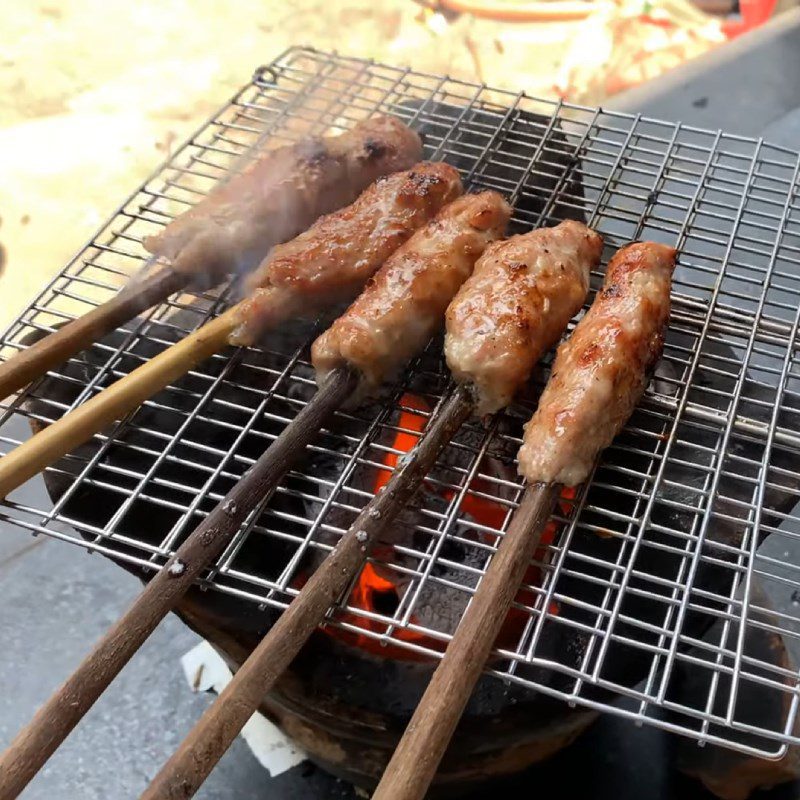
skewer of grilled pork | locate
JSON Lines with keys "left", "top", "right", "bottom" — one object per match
{"left": 136, "top": 219, "right": 600, "bottom": 798}
{"left": 137, "top": 191, "right": 511, "bottom": 800}
{"left": 0, "top": 115, "right": 421, "bottom": 401}
{"left": 0, "top": 162, "right": 460, "bottom": 503}
{"left": 374, "top": 240, "right": 677, "bottom": 800}
{"left": 445, "top": 219, "right": 603, "bottom": 415}
{"left": 0, "top": 191, "right": 509, "bottom": 800}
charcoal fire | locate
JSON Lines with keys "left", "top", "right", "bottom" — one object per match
{"left": 296, "top": 391, "right": 563, "bottom": 659}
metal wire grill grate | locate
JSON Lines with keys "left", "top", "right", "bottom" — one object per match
{"left": 3, "top": 46, "right": 800, "bottom": 759}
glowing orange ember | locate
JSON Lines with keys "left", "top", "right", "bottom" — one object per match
{"left": 323, "top": 556, "right": 436, "bottom": 660}
{"left": 316, "top": 393, "right": 571, "bottom": 660}
{"left": 372, "top": 393, "right": 430, "bottom": 493}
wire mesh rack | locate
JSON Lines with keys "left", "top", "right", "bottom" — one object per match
{"left": 3, "top": 46, "right": 800, "bottom": 761}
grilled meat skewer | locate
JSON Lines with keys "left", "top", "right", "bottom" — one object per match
{"left": 231, "top": 161, "right": 462, "bottom": 346}
{"left": 138, "top": 191, "right": 510, "bottom": 800}
{"left": 144, "top": 114, "right": 423, "bottom": 285}
{"left": 374, "top": 240, "right": 677, "bottom": 800}
{"left": 0, "top": 162, "right": 459, "bottom": 502}
{"left": 446, "top": 219, "right": 603, "bottom": 415}
{"left": 520, "top": 241, "right": 677, "bottom": 486}
{"left": 0, "top": 192, "right": 509, "bottom": 800}
{"left": 0, "top": 115, "right": 422, "bottom": 401}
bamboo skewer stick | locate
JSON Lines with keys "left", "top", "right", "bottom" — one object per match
{"left": 372, "top": 481, "right": 561, "bottom": 800}
{"left": 0, "top": 267, "right": 189, "bottom": 400}
{"left": 140, "top": 384, "right": 474, "bottom": 800}
{"left": 0, "top": 365, "right": 357, "bottom": 800}
{"left": 0, "top": 302, "right": 245, "bottom": 501}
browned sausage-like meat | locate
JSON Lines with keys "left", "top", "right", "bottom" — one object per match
{"left": 144, "top": 115, "right": 423, "bottom": 286}
{"left": 312, "top": 191, "right": 512, "bottom": 399}
{"left": 445, "top": 220, "right": 603, "bottom": 416}
{"left": 518, "top": 241, "right": 677, "bottom": 487}
{"left": 229, "top": 162, "right": 463, "bottom": 346}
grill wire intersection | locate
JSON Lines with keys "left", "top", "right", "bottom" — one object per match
{"left": 3, "top": 46, "right": 800, "bottom": 760}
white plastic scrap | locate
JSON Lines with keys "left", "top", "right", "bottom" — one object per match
{"left": 180, "top": 641, "right": 307, "bottom": 776}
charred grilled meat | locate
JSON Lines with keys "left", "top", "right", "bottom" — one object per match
{"left": 519, "top": 241, "right": 677, "bottom": 486}
{"left": 144, "top": 115, "right": 423, "bottom": 286}
{"left": 230, "top": 162, "right": 463, "bottom": 346}
{"left": 445, "top": 220, "right": 603, "bottom": 416}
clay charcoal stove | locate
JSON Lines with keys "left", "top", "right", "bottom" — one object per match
{"left": 4, "top": 47, "right": 800, "bottom": 799}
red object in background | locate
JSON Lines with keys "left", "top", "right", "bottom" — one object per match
{"left": 723, "top": 0, "right": 777, "bottom": 36}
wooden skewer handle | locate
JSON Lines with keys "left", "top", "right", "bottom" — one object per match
{"left": 373, "top": 482, "right": 561, "bottom": 800}
{"left": 0, "top": 366, "right": 356, "bottom": 800}
{"left": 0, "top": 304, "right": 242, "bottom": 501}
{"left": 0, "top": 268, "right": 188, "bottom": 400}
{"left": 140, "top": 384, "right": 474, "bottom": 800}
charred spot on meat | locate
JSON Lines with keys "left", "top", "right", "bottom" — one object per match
{"left": 362, "top": 138, "right": 388, "bottom": 160}
{"left": 143, "top": 115, "right": 423, "bottom": 286}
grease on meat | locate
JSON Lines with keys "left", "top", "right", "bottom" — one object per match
{"left": 518, "top": 241, "right": 677, "bottom": 487}
{"left": 445, "top": 220, "right": 603, "bottom": 416}
{"left": 230, "top": 162, "right": 463, "bottom": 346}
{"left": 312, "top": 191, "right": 512, "bottom": 400}
{"left": 144, "top": 115, "right": 422, "bottom": 286}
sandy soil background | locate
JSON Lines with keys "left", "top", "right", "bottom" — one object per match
{"left": 0, "top": 0, "right": 721, "bottom": 330}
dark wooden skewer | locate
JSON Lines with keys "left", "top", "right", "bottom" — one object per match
{"left": 139, "top": 384, "right": 474, "bottom": 800}
{"left": 372, "top": 480, "right": 560, "bottom": 800}
{"left": 0, "top": 267, "right": 189, "bottom": 400}
{"left": 0, "top": 365, "right": 356, "bottom": 800}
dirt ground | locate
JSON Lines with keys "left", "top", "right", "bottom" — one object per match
{"left": 0, "top": 1, "right": 603, "bottom": 330}
{"left": 0, "top": 0, "right": 723, "bottom": 331}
